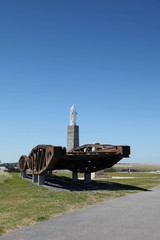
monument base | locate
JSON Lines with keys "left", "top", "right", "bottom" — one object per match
{"left": 67, "top": 125, "right": 79, "bottom": 152}
{"left": 32, "top": 174, "right": 38, "bottom": 183}
{"left": 91, "top": 172, "right": 95, "bottom": 179}
{"left": 84, "top": 173, "right": 91, "bottom": 184}
{"left": 49, "top": 170, "right": 52, "bottom": 177}
{"left": 72, "top": 172, "right": 78, "bottom": 182}
{"left": 38, "top": 175, "right": 44, "bottom": 185}
{"left": 21, "top": 171, "right": 26, "bottom": 179}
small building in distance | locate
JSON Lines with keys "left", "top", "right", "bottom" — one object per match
{"left": 0, "top": 166, "right": 9, "bottom": 172}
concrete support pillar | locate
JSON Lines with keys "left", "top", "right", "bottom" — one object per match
{"left": 38, "top": 175, "right": 44, "bottom": 185}
{"left": 84, "top": 173, "right": 91, "bottom": 184}
{"left": 91, "top": 172, "right": 95, "bottom": 180}
{"left": 21, "top": 171, "right": 26, "bottom": 178}
{"left": 49, "top": 170, "right": 52, "bottom": 177}
{"left": 32, "top": 174, "right": 38, "bottom": 183}
{"left": 72, "top": 172, "right": 78, "bottom": 182}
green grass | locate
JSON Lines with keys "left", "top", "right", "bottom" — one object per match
{"left": 53, "top": 172, "right": 84, "bottom": 178}
{"left": 104, "top": 172, "right": 160, "bottom": 190}
{"left": 0, "top": 172, "right": 160, "bottom": 236}
{"left": 114, "top": 163, "right": 160, "bottom": 172}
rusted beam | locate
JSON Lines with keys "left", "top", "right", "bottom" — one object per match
{"left": 19, "top": 143, "right": 130, "bottom": 175}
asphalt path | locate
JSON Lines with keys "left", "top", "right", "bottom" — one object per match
{"left": 1, "top": 185, "right": 160, "bottom": 240}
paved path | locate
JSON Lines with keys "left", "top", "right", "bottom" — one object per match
{"left": 1, "top": 186, "right": 160, "bottom": 240}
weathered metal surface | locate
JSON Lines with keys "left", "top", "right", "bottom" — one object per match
{"left": 19, "top": 143, "right": 130, "bottom": 175}
{"left": 19, "top": 145, "right": 66, "bottom": 175}
{"left": 19, "top": 155, "right": 29, "bottom": 172}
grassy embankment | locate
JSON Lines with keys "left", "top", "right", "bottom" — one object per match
{"left": 0, "top": 171, "right": 160, "bottom": 236}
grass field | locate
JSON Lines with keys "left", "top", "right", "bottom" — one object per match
{"left": 113, "top": 163, "right": 160, "bottom": 172}
{"left": 0, "top": 171, "right": 160, "bottom": 236}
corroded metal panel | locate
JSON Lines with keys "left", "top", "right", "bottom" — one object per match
{"left": 19, "top": 143, "right": 130, "bottom": 175}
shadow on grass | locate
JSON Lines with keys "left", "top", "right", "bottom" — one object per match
{"left": 44, "top": 175, "right": 149, "bottom": 192}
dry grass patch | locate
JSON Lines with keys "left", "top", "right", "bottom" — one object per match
{"left": 0, "top": 171, "right": 12, "bottom": 183}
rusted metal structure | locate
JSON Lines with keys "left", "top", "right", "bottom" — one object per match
{"left": 19, "top": 143, "right": 130, "bottom": 175}
{"left": 19, "top": 155, "right": 29, "bottom": 172}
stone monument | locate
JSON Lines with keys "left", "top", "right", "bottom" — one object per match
{"left": 67, "top": 105, "right": 79, "bottom": 182}
{"left": 67, "top": 105, "right": 79, "bottom": 152}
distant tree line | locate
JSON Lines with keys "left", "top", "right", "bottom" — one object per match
{"left": 0, "top": 162, "right": 19, "bottom": 172}
{"left": 105, "top": 167, "right": 140, "bottom": 172}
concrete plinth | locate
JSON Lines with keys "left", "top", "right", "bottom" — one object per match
{"left": 72, "top": 172, "right": 78, "bottom": 182}
{"left": 91, "top": 172, "right": 95, "bottom": 180}
{"left": 49, "top": 170, "right": 52, "bottom": 177}
{"left": 32, "top": 174, "right": 38, "bottom": 183}
{"left": 67, "top": 125, "right": 79, "bottom": 152}
{"left": 38, "top": 175, "right": 44, "bottom": 185}
{"left": 21, "top": 171, "right": 26, "bottom": 178}
{"left": 84, "top": 173, "right": 91, "bottom": 184}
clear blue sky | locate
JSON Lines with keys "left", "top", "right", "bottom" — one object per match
{"left": 0, "top": 0, "right": 160, "bottom": 164}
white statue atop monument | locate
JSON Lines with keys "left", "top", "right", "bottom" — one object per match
{"left": 70, "top": 105, "right": 77, "bottom": 126}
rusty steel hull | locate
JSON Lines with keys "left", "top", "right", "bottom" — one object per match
{"left": 19, "top": 144, "right": 130, "bottom": 175}
{"left": 19, "top": 155, "right": 29, "bottom": 172}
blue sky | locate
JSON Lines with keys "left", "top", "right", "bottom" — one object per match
{"left": 0, "top": 0, "right": 160, "bottom": 164}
